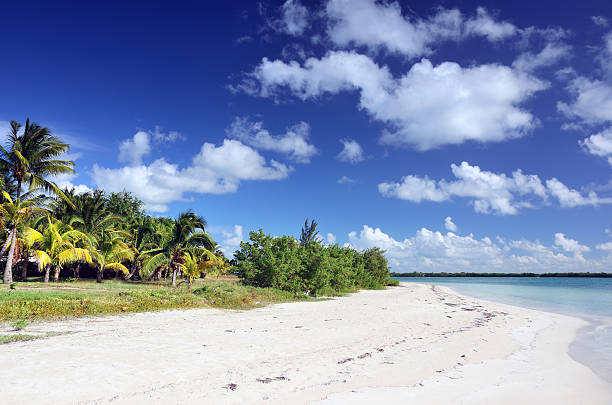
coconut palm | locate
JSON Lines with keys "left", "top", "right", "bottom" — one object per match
{"left": 124, "top": 216, "right": 160, "bottom": 280}
{"left": 81, "top": 213, "right": 131, "bottom": 283}
{"left": 0, "top": 192, "right": 48, "bottom": 283}
{"left": 0, "top": 118, "right": 75, "bottom": 283}
{"left": 90, "top": 230, "right": 134, "bottom": 282}
{"left": 142, "top": 211, "right": 215, "bottom": 287}
{"left": 25, "top": 217, "right": 92, "bottom": 282}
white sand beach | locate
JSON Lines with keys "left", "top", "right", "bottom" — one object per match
{"left": 0, "top": 282, "right": 610, "bottom": 404}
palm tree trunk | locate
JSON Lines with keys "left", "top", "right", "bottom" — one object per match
{"left": 74, "top": 263, "right": 80, "bottom": 280}
{"left": 0, "top": 231, "right": 13, "bottom": 258}
{"left": 3, "top": 227, "right": 17, "bottom": 283}
{"left": 125, "top": 259, "right": 140, "bottom": 281}
{"left": 171, "top": 266, "right": 177, "bottom": 287}
{"left": 97, "top": 267, "right": 104, "bottom": 283}
{"left": 43, "top": 265, "right": 50, "bottom": 283}
{"left": 53, "top": 264, "right": 61, "bottom": 282}
{"left": 20, "top": 260, "right": 28, "bottom": 281}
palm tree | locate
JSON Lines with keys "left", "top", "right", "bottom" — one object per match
{"left": 25, "top": 217, "right": 92, "bottom": 282}
{"left": 0, "top": 118, "right": 75, "bottom": 283}
{"left": 90, "top": 231, "right": 134, "bottom": 283}
{"left": 142, "top": 211, "right": 215, "bottom": 287}
{"left": 0, "top": 192, "right": 47, "bottom": 283}
{"left": 124, "top": 216, "right": 159, "bottom": 280}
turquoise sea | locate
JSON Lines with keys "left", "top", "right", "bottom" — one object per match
{"left": 394, "top": 277, "right": 612, "bottom": 383}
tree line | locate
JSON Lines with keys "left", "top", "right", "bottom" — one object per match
{"left": 0, "top": 118, "right": 394, "bottom": 295}
{"left": 0, "top": 118, "right": 228, "bottom": 286}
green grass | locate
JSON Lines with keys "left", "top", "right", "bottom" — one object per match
{"left": 0, "top": 334, "right": 42, "bottom": 344}
{"left": 0, "top": 279, "right": 308, "bottom": 322}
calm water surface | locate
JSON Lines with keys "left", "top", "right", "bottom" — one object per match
{"left": 395, "top": 277, "right": 612, "bottom": 383}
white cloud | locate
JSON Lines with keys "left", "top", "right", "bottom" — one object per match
{"left": 559, "top": 32, "right": 612, "bottom": 127}
{"left": 226, "top": 117, "right": 317, "bottom": 163}
{"left": 379, "top": 175, "right": 449, "bottom": 203}
{"left": 379, "top": 161, "right": 611, "bottom": 214}
{"left": 325, "top": 1, "right": 516, "bottom": 58}
{"left": 463, "top": 7, "right": 517, "bottom": 41}
{"left": 117, "top": 126, "right": 184, "bottom": 166}
{"left": 597, "top": 241, "right": 612, "bottom": 251}
{"left": 348, "top": 225, "right": 611, "bottom": 273}
{"left": 93, "top": 139, "right": 291, "bottom": 212}
{"left": 558, "top": 77, "right": 612, "bottom": 124}
{"left": 444, "top": 216, "right": 457, "bottom": 232}
{"left": 218, "top": 225, "right": 244, "bottom": 257}
{"left": 337, "top": 175, "right": 356, "bottom": 184}
{"left": 579, "top": 127, "right": 612, "bottom": 165}
{"left": 246, "top": 52, "right": 546, "bottom": 150}
{"left": 337, "top": 138, "right": 364, "bottom": 163}
{"left": 544, "top": 178, "right": 610, "bottom": 207}
{"left": 52, "top": 172, "right": 93, "bottom": 195}
{"left": 513, "top": 42, "right": 572, "bottom": 72}
{"left": 281, "top": 0, "right": 309, "bottom": 36}
{"left": 326, "top": 233, "right": 336, "bottom": 245}
{"left": 118, "top": 131, "right": 151, "bottom": 166}
{"left": 554, "top": 232, "right": 590, "bottom": 253}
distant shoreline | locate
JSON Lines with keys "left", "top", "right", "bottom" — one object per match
{"left": 392, "top": 272, "right": 612, "bottom": 278}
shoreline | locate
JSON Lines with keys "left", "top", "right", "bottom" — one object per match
{"left": 0, "top": 282, "right": 610, "bottom": 404}
{"left": 408, "top": 280, "right": 612, "bottom": 386}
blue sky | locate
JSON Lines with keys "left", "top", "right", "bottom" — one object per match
{"left": 2, "top": 0, "right": 612, "bottom": 272}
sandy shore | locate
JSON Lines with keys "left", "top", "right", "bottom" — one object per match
{"left": 0, "top": 282, "right": 610, "bottom": 404}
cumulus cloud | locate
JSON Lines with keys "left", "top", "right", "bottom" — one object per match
{"left": 554, "top": 232, "right": 590, "bottom": 253}
{"left": 325, "top": 1, "right": 516, "bottom": 58}
{"left": 118, "top": 126, "right": 184, "bottom": 166}
{"left": 93, "top": 139, "right": 291, "bottom": 212}
{"left": 337, "top": 138, "right": 365, "bottom": 163}
{"left": 245, "top": 52, "right": 546, "bottom": 150}
{"left": 444, "top": 216, "right": 457, "bottom": 232}
{"left": 579, "top": 127, "right": 612, "bottom": 165}
{"left": 348, "top": 225, "right": 610, "bottom": 273}
{"left": 558, "top": 76, "right": 612, "bottom": 124}
{"left": 379, "top": 161, "right": 611, "bottom": 214}
{"left": 118, "top": 131, "right": 151, "bottom": 166}
{"left": 226, "top": 116, "right": 317, "bottom": 163}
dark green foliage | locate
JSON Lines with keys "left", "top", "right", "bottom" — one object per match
{"left": 299, "top": 218, "right": 319, "bottom": 246}
{"left": 234, "top": 229, "right": 391, "bottom": 296}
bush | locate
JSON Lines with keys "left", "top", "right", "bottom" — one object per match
{"left": 234, "top": 229, "right": 392, "bottom": 296}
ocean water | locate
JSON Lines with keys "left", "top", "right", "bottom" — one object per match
{"left": 394, "top": 277, "right": 612, "bottom": 383}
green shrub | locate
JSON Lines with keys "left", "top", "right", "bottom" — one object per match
{"left": 234, "top": 229, "right": 391, "bottom": 296}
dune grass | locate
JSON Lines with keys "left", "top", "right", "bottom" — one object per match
{"left": 0, "top": 278, "right": 308, "bottom": 322}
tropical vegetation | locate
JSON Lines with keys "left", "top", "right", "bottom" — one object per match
{"left": 0, "top": 118, "right": 393, "bottom": 323}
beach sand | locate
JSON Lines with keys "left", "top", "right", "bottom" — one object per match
{"left": 0, "top": 282, "right": 610, "bottom": 404}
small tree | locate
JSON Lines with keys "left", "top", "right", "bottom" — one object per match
{"left": 299, "top": 218, "right": 319, "bottom": 247}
